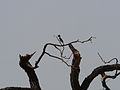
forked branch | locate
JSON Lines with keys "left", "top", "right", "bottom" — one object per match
{"left": 45, "top": 52, "right": 71, "bottom": 67}
{"left": 98, "top": 52, "right": 119, "bottom": 90}
{"left": 81, "top": 64, "right": 120, "bottom": 90}
{"left": 101, "top": 72, "right": 120, "bottom": 90}
{"left": 35, "top": 36, "right": 94, "bottom": 68}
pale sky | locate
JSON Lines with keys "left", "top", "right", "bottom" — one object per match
{"left": 0, "top": 0, "right": 120, "bottom": 90}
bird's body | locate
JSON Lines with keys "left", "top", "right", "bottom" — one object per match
{"left": 58, "top": 35, "right": 64, "bottom": 44}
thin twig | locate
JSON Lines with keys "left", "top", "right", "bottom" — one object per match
{"left": 45, "top": 52, "right": 71, "bottom": 67}
{"left": 97, "top": 52, "right": 118, "bottom": 64}
{"left": 98, "top": 52, "right": 119, "bottom": 90}
{"left": 63, "top": 53, "right": 73, "bottom": 60}
{"left": 97, "top": 52, "right": 105, "bottom": 64}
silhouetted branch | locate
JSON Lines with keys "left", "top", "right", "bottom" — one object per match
{"left": 81, "top": 64, "right": 120, "bottom": 90}
{"left": 19, "top": 52, "right": 41, "bottom": 90}
{"left": 45, "top": 52, "right": 71, "bottom": 67}
{"left": 35, "top": 36, "right": 94, "bottom": 68}
{"left": 97, "top": 52, "right": 119, "bottom": 90}
{"left": 101, "top": 71, "right": 120, "bottom": 90}
{"left": 101, "top": 72, "right": 110, "bottom": 90}
{"left": 97, "top": 52, "right": 118, "bottom": 64}
{"left": 2, "top": 36, "right": 120, "bottom": 90}
{"left": 0, "top": 52, "right": 41, "bottom": 90}
{"left": 34, "top": 37, "right": 93, "bottom": 90}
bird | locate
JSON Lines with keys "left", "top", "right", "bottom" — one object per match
{"left": 58, "top": 35, "right": 64, "bottom": 44}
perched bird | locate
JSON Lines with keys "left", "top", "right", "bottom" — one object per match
{"left": 58, "top": 35, "right": 64, "bottom": 44}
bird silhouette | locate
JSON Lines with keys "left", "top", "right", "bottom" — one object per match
{"left": 58, "top": 35, "right": 64, "bottom": 44}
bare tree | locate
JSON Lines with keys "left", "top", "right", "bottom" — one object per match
{"left": 1, "top": 36, "right": 120, "bottom": 90}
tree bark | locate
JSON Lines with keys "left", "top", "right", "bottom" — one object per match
{"left": 68, "top": 43, "right": 120, "bottom": 90}
{"left": 80, "top": 64, "right": 120, "bottom": 90}
{"left": 0, "top": 53, "right": 41, "bottom": 90}
{"left": 69, "top": 44, "right": 82, "bottom": 90}
{"left": 19, "top": 53, "right": 41, "bottom": 90}
{"left": 1, "top": 37, "right": 120, "bottom": 90}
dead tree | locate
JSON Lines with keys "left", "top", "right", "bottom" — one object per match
{"left": 1, "top": 36, "right": 120, "bottom": 90}
{"left": 34, "top": 36, "right": 120, "bottom": 90}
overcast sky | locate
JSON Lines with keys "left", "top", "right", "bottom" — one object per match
{"left": 0, "top": 0, "right": 120, "bottom": 90}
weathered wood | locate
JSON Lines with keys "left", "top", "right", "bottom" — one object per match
{"left": 80, "top": 64, "right": 120, "bottom": 90}
{"left": 69, "top": 44, "right": 81, "bottom": 90}
{"left": 19, "top": 52, "right": 41, "bottom": 90}
{"left": 0, "top": 53, "right": 41, "bottom": 90}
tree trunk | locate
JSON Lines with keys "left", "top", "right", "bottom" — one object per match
{"left": 69, "top": 44, "right": 82, "bottom": 90}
